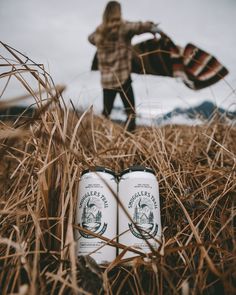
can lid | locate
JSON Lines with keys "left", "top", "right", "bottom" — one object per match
{"left": 119, "top": 165, "right": 155, "bottom": 177}
{"left": 81, "top": 166, "right": 117, "bottom": 177}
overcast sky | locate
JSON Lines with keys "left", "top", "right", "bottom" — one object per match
{"left": 1, "top": 0, "right": 236, "bottom": 116}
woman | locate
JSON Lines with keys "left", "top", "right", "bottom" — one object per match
{"left": 88, "top": 1, "right": 159, "bottom": 131}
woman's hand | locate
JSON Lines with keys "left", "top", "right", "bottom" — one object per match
{"left": 151, "top": 23, "right": 162, "bottom": 34}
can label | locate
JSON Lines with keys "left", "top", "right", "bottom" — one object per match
{"left": 128, "top": 191, "right": 159, "bottom": 239}
{"left": 118, "top": 172, "right": 162, "bottom": 258}
{"left": 78, "top": 191, "right": 109, "bottom": 238}
{"left": 76, "top": 171, "right": 117, "bottom": 264}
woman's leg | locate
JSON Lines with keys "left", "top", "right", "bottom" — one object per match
{"left": 102, "top": 88, "right": 117, "bottom": 117}
{"left": 119, "top": 78, "right": 136, "bottom": 131}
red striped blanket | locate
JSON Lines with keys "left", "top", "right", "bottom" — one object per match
{"left": 91, "top": 33, "right": 228, "bottom": 90}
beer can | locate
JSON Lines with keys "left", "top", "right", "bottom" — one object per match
{"left": 118, "top": 166, "right": 162, "bottom": 258}
{"left": 75, "top": 167, "right": 117, "bottom": 264}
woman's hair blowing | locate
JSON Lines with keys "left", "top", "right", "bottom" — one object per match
{"left": 102, "top": 1, "right": 121, "bottom": 24}
{"left": 99, "top": 1, "right": 122, "bottom": 42}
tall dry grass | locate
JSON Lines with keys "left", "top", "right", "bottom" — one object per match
{"left": 0, "top": 42, "right": 236, "bottom": 294}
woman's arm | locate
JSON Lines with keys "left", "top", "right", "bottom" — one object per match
{"left": 124, "top": 21, "right": 155, "bottom": 37}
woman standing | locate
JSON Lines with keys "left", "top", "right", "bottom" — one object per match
{"left": 88, "top": 1, "right": 159, "bottom": 132}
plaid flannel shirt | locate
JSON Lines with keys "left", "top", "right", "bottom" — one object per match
{"left": 88, "top": 21, "right": 153, "bottom": 89}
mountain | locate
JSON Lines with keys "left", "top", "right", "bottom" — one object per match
{"left": 157, "top": 101, "right": 236, "bottom": 125}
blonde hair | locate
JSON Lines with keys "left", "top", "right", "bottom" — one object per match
{"left": 102, "top": 1, "right": 121, "bottom": 24}
{"left": 99, "top": 1, "right": 122, "bottom": 43}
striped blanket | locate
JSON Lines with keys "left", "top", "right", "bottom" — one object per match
{"left": 91, "top": 33, "right": 228, "bottom": 90}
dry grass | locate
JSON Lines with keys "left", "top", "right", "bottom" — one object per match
{"left": 0, "top": 42, "right": 236, "bottom": 295}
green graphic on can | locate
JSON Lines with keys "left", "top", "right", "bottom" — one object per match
{"left": 128, "top": 197, "right": 158, "bottom": 239}
{"left": 79, "top": 197, "right": 108, "bottom": 239}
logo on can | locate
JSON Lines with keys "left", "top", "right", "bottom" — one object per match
{"left": 128, "top": 195, "right": 159, "bottom": 239}
{"left": 78, "top": 192, "right": 109, "bottom": 238}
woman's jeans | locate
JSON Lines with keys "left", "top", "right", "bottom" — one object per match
{"left": 102, "top": 78, "right": 136, "bottom": 131}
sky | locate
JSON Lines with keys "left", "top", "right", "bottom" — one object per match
{"left": 1, "top": 0, "right": 236, "bottom": 121}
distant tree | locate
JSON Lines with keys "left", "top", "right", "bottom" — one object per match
{"left": 149, "top": 212, "right": 154, "bottom": 223}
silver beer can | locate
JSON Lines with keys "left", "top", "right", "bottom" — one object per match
{"left": 75, "top": 167, "right": 117, "bottom": 264}
{"left": 118, "top": 166, "right": 162, "bottom": 258}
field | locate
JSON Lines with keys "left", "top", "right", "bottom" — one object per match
{"left": 0, "top": 42, "right": 236, "bottom": 294}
